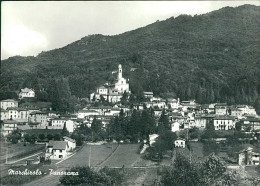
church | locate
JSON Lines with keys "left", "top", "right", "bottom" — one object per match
{"left": 90, "top": 64, "right": 131, "bottom": 103}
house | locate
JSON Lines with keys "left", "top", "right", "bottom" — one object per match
{"left": 49, "top": 119, "right": 74, "bottom": 132}
{"left": 1, "top": 109, "right": 9, "bottom": 121}
{"left": 132, "top": 103, "right": 144, "bottom": 110}
{"left": 214, "top": 103, "right": 228, "bottom": 115}
{"left": 194, "top": 116, "right": 207, "bottom": 129}
{"left": 29, "top": 111, "right": 49, "bottom": 129}
{"left": 152, "top": 100, "right": 166, "bottom": 109}
{"left": 0, "top": 99, "right": 18, "bottom": 110}
{"left": 230, "top": 108, "right": 244, "bottom": 118}
{"left": 2, "top": 120, "right": 18, "bottom": 136}
{"left": 238, "top": 146, "right": 260, "bottom": 166}
{"left": 63, "top": 136, "right": 76, "bottom": 151}
{"left": 104, "top": 109, "right": 121, "bottom": 116}
{"left": 236, "top": 105, "right": 257, "bottom": 116}
{"left": 45, "top": 140, "right": 69, "bottom": 160}
{"left": 213, "top": 115, "right": 235, "bottom": 130}
{"left": 174, "top": 138, "right": 186, "bottom": 148}
{"left": 143, "top": 92, "right": 153, "bottom": 100}
{"left": 19, "top": 88, "right": 35, "bottom": 99}
{"left": 171, "top": 121, "right": 180, "bottom": 132}
{"left": 241, "top": 117, "right": 260, "bottom": 131}
{"left": 181, "top": 100, "right": 197, "bottom": 111}
{"left": 168, "top": 98, "right": 180, "bottom": 109}
{"left": 7, "top": 107, "right": 19, "bottom": 120}
{"left": 77, "top": 110, "right": 99, "bottom": 119}
{"left": 149, "top": 134, "right": 159, "bottom": 146}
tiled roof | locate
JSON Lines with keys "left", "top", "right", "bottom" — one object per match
{"left": 0, "top": 99, "right": 18, "bottom": 102}
{"left": 3, "top": 120, "right": 19, "bottom": 124}
{"left": 20, "top": 88, "right": 34, "bottom": 93}
{"left": 63, "top": 136, "right": 76, "bottom": 143}
{"left": 213, "top": 115, "right": 235, "bottom": 120}
{"left": 47, "top": 140, "right": 68, "bottom": 150}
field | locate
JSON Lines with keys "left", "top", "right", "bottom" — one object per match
{"left": 24, "top": 143, "right": 162, "bottom": 186}
{"left": 0, "top": 142, "right": 45, "bottom": 163}
{"left": 58, "top": 143, "right": 117, "bottom": 168}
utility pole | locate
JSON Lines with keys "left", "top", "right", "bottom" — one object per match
{"left": 5, "top": 147, "right": 8, "bottom": 164}
{"left": 88, "top": 131, "right": 93, "bottom": 167}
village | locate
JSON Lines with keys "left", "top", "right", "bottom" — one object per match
{"left": 1, "top": 64, "right": 260, "bottom": 185}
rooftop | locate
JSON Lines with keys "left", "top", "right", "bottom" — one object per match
{"left": 63, "top": 136, "right": 76, "bottom": 143}
{"left": 0, "top": 99, "right": 18, "bottom": 102}
{"left": 20, "top": 88, "right": 34, "bottom": 93}
{"left": 47, "top": 140, "right": 68, "bottom": 150}
{"left": 3, "top": 120, "right": 19, "bottom": 124}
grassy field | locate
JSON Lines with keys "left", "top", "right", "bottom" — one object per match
{"left": 58, "top": 143, "right": 118, "bottom": 168}
{"left": 0, "top": 142, "right": 45, "bottom": 163}
{"left": 121, "top": 167, "right": 159, "bottom": 186}
{"left": 101, "top": 144, "right": 153, "bottom": 168}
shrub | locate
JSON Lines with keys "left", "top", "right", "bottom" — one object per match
{"left": 59, "top": 166, "right": 124, "bottom": 185}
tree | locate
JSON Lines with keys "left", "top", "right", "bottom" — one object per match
{"left": 91, "top": 116, "right": 102, "bottom": 134}
{"left": 161, "top": 152, "right": 202, "bottom": 186}
{"left": 201, "top": 120, "right": 216, "bottom": 139}
{"left": 39, "top": 134, "right": 45, "bottom": 141}
{"left": 235, "top": 121, "right": 243, "bottom": 131}
{"left": 127, "top": 109, "right": 140, "bottom": 142}
{"left": 54, "top": 134, "right": 61, "bottom": 140}
{"left": 201, "top": 153, "right": 226, "bottom": 184}
{"left": 189, "top": 127, "right": 199, "bottom": 139}
{"left": 59, "top": 166, "right": 124, "bottom": 185}
{"left": 7, "top": 130, "right": 21, "bottom": 144}
{"left": 47, "top": 134, "right": 53, "bottom": 140}
{"left": 158, "top": 109, "right": 170, "bottom": 130}
{"left": 109, "top": 116, "right": 123, "bottom": 142}
{"left": 140, "top": 109, "right": 156, "bottom": 139}
{"left": 61, "top": 122, "right": 69, "bottom": 136}
{"left": 120, "top": 91, "right": 128, "bottom": 105}
{"left": 71, "top": 132, "right": 83, "bottom": 146}
{"left": 100, "top": 95, "right": 106, "bottom": 104}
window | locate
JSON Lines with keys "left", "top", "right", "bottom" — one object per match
{"left": 59, "top": 155, "right": 63, "bottom": 158}
{"left": 60, "top": 150, "right": 62, "bottom": 152}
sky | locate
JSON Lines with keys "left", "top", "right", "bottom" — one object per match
{"left": 1, "top": 1, "right": 260, "bottom": 60}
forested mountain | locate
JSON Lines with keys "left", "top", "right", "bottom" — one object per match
{"left": 1, "top": 5, "right": 260, "bottom": 112}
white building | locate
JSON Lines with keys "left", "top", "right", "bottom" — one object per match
{"left": 49, "top": 119, "right": 74, "bottom": 132}
{"left": 104, "top": 109, "right": 121, "bottom": 116}
{"left": 77, "top": 110, "right": 99, "bottom": 119}
{"left": 63, "top": 136, "right": 76, "bottom": 151}
{"left": 194, "top": 116, "right": 207, "bottom": 129}
{"left": 90, "top": 64, "right": 130, "bottom": 103}
{"left": 19, "top": 88, "right": 35, "bottom": 99}
{"left": 168, "top": 98, "right": 180, "bottom": 109}
{"left": 214, "top": 103, "right": 228, "bottom": 115}
{"left": 1, "top": 109, "right": 9, "bottom": 121}
{"left": 45, "top": 140, "right": 69, "bottom": 160}
{"left": 174, "top": 138, "right": 186, "bottom": 148}
{"left": 115, "top": 64, "right": 130, "bottom": 93}
{"left": 213, "top": 115, "right": 235, "bottom": 130}
{"left": 171, "top": 121, "right": 180, "bottom": 132}
{"left": 0, "top": 99, "right": 18, "bottom": 110}
{"left": 238, "top": 147, "right": 260, "bottom": 166}
{"left": 2, "top": 120, "right": 18, "bottom": 136}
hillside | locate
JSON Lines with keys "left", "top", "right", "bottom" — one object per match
{"left": 1, "top": 4, "right": 260, "bottom": 111}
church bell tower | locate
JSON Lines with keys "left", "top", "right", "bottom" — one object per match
{"left": 118, "top": 64, "right": 122, "bottom": 79}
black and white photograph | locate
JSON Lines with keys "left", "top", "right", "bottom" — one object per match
{"left": 1, "top": 1, "right": 260, "bottom": 185}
